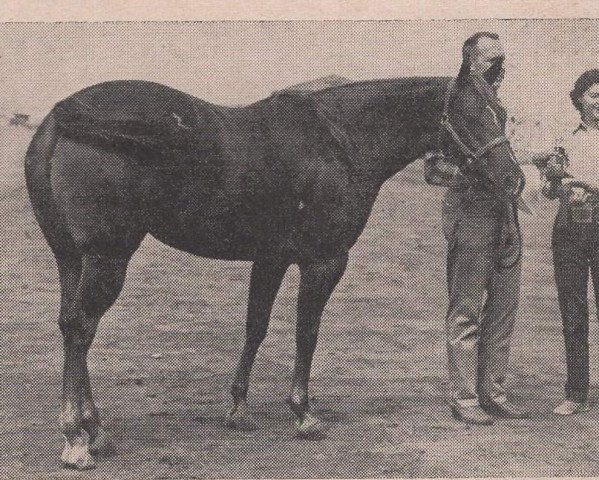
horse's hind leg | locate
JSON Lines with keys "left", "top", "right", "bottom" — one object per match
{"left": 26, "top": 118, "right": 140, "bottom": 468}
{"left": 59, "top": 254, "right": 131, "bottom": 470}
{"left": 227, "top": 258, "right": 288, "bottom": 430}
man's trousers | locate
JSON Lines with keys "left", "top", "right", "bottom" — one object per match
{"left": 442, "top": 188, "right": 522, "bottom": 407}
{"left": 552, "top": 205, "right": 599, "bottom": 403}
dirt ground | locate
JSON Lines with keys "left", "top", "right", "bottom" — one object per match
{"left": 3, "top": 123, "right": 599, "bottom": 479}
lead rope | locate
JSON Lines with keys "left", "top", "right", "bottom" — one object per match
{"left": 496, "top": 200, "right": 522, "bottom": 270}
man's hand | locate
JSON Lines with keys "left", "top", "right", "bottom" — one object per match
{"left": 531, "top": 148, "right": 570, "bottom": 181}
{"left": 568, "top": 186, "right": 590, "bottom": 203}
{"left": 546, "top": 155, "right": 566, "bottom": 178}
{"left": 530, "top": 150, "right": 556, "bottom": 167}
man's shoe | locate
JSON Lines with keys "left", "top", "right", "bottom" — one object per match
{"left": 553, "top": 400, "right": 590, "bottom": 416}
{"left": 450, "top": 405, "right": 494, "bottom": 425}
{"left": 481, "top": 400, "right": 530, "bottom": 419}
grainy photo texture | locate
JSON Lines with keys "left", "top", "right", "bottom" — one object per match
{"left": 4, "top": 19, "right": 599, "bottom": 479}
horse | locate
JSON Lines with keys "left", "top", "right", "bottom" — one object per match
{"left": 24, "top": 75, "right": 522, "bottom": 470}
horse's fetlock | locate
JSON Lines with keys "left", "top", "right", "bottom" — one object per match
{"left": 287, "top": 394, "right": 309, "bottom": 415}
{"left": 60, "top": 410, "right": 81, "bottom": 437}
{"left": 81, "top": 405, "right": 99, "bottom": 425}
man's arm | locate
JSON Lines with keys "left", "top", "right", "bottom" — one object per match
{"left": 511, "top": 148, "right": 556, "bottom": 166}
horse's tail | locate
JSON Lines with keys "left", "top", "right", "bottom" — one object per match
{"left": 25, "top": 111, "right": 79, "bottom": 260}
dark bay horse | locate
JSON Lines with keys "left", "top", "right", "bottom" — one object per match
{"left": 24, "top": 76, "right": 522, "bottom": 470}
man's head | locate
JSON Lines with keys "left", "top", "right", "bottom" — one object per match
{"left": 458, "top": 32, "right": 505, "bottom": 88}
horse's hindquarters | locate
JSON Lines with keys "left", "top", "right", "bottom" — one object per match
{"left": 49, "top": 138, "right": 148, "bottom": 257}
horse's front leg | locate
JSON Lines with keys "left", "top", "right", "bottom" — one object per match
{"left": 228, "top": 257, "right": 289, "bottom": 430}
{"left": 288, "top": 254, "right": 348, "bottom": 438}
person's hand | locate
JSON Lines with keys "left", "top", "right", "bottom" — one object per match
{"left": 562, "top": 178, "right": 599, "bottom": 193}
{"left": 546, "top": 155, "right": 566, "bottom": 177}
{"left": 541, "top": 180, "right": 561, "bottom": 200}
{"left": 531, "top": 151, "right": 554, "bottom": 169}
{"left": 567, "top": 186, "right": 590, "bottom": 203}
{"left": 561, "top": 178, "right": 583, "bottom": 188}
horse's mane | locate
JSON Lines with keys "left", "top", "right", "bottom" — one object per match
{"left": 307, "top": 76, "right": 452, "bottom": 122}
{"left": 315, "top": 76, "right": 450, "bottom": 97}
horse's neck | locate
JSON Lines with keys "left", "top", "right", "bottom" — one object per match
{"left": 309, "top": 78, "right": 450, "bottom": 184}
{"left": 346, "top": 100, "right": 445, "bottom": 181}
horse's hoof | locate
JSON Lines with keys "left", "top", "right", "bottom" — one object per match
{"left": 89, "top": 427, "right": 115, "bottom": 457}
{"left": 61, "top": 436, "right": 96, "bottom": 470}
{"left": 295, "top": 412, "right": 328, "bottom": 440}
{"left": 227, "top": 405, "right": 259, "bottom": 431}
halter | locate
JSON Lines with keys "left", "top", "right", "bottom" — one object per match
{"left": 440, "top": 78, "right": 511, "bottom": 166}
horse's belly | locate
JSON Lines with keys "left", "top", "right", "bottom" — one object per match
{"left": 147, "top": 200, "right": 291, "bottom": 260}
{"left": 149, "top": 222, "right": 257, "bottom": 260}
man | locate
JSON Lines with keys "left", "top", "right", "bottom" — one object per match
{"left": 440, "top": 32, "right": 530, "bottom": 425}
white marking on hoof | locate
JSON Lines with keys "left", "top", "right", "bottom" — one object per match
{"left": 61, "top": 433, "right": 96, "bottom": 470}
{"left": 227, "top": 404, "right": 259, "bottom": 431}
{"left": 295, "top": 412, "right": 328, "bottom": 440}
{"left": 89, "top": 427, "right": 115, "bottom": 457}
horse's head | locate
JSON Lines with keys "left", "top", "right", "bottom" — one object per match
{"left": 445, "top": 76, "right": 524, "bottom": 201}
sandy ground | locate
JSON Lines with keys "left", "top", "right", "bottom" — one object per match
{"left": 2, "top": 123, "right": 599, "bottom": 479}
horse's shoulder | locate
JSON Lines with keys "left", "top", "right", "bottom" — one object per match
{"left": 264, "top": 93, "right": 355, "bottom": 171}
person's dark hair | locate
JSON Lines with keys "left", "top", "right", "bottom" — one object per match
{"left": 456, "top": 31, "right": 500, "bottom": 85}
{"left": 570, "top": 69, "right": 599, "bottom": 112}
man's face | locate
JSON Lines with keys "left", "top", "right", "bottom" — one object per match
{"left": 470, "top": 37, "right": 506, "bottom": 88}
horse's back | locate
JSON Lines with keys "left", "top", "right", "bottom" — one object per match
{"left": 52, "top": 80, "right": 224, "bottom": 175}
{"left": 28, "top": 80, "right": 374, "bottom": 262}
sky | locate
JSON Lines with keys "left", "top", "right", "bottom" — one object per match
{"left": 1, "top": 20, "right": 598, "bottom": 148}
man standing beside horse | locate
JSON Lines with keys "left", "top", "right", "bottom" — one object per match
{"left": 430, "top": 32, "right": 530, "bottom": 424}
